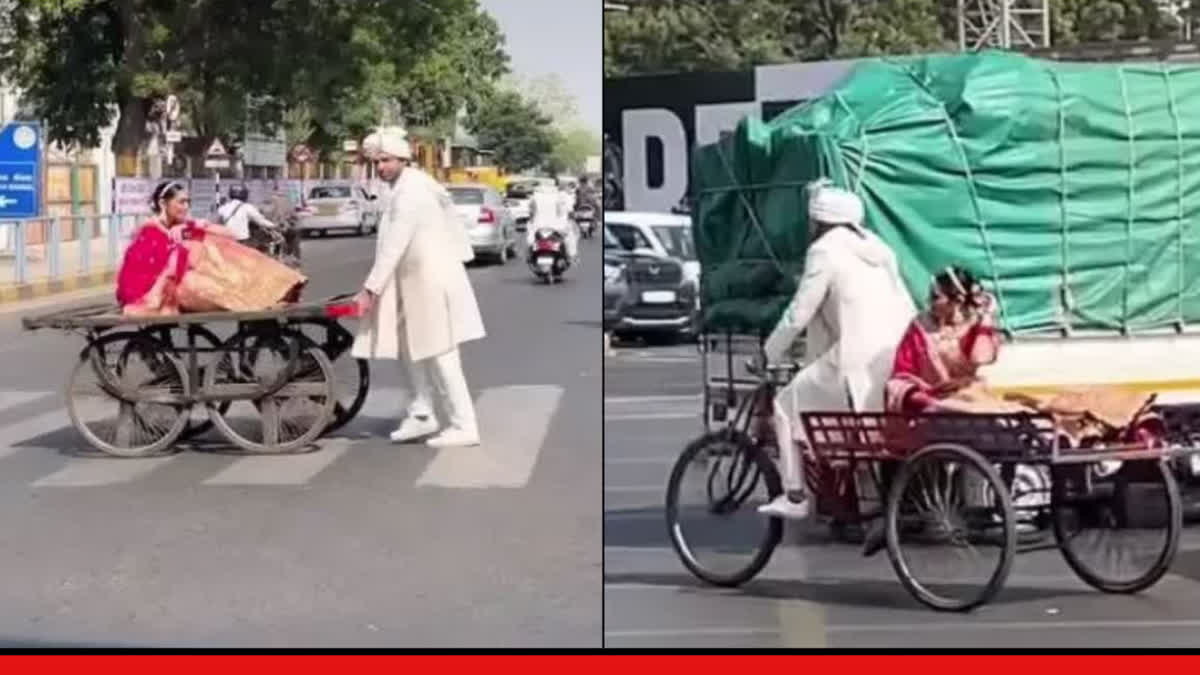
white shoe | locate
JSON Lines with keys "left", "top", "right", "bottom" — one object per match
{"left": 425, "top": 426, "right": 481, "bottom": 448}
{"left": 389, "top": 416, "right": 440, "bottom": 443}
{"left": 757, "top": 494, "right": 811, "bottom": 521}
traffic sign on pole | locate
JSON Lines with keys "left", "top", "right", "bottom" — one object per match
{"left": 0, "top": 123, "right": 41, "bottom": 218}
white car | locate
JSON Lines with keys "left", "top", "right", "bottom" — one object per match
{"left": 296, "top": 184, "right": 381, "bottom": 237}
{"left": 448, "top": 183, "right": 519, "bottom": 265}
{"left": 603, "top": 211, "right": 700, "bottom": 291}
{"left": 504, "top": 181, "right": 535, "bottom": 229}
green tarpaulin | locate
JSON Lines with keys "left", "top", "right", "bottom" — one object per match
{"left": 692, "top": 50, "right": 1200, "bottom": 337}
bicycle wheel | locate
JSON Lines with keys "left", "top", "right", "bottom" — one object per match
{"left": 66, "top": 332, "right": 190, "bottom": 457}
{"left": 1052, "top": 458, "right": 1181, "bottom": 594}
{"left": 885, "top": 443, "right": 1017, "bottom": 612}
{"left": 665, "top": 429, "right": 783, "bottom": 587}
{"left": 204, "top": 328, "right": 336, "bottom": 454}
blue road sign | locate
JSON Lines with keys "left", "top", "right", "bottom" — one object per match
{"left": 0, "top": 122, "right": 40, "bottom": 218}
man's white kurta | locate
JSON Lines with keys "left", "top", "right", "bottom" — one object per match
{"left": 763, "top": 225, "right": 916, "bottom": 412}
{"left": 403, "top": 167, "right": 475, "bottom": 263}
{"left": 352, "top": 168, "right": 486, "bottom": 362}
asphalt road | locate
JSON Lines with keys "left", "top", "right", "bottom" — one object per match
{"left": 604, "top": 342, "right": 1200, "bottom": 648}
{"left": 0, "top": 232, "right": 601, "bottom": 647}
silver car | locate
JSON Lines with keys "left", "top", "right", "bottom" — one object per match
{"left": 448, "top": 184, "right": 519, "bottom": 265}
{"left": 296, "top": 185, "right": 381, "bottom": 237}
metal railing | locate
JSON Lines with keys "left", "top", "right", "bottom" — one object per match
{"left": 0, "top": 213, "right": 151, "bottom": 286}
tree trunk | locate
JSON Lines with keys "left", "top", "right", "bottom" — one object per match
{"left": 111, "top": 0, "right": 146, "bottom": 176}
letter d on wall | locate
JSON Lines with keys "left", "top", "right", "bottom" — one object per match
{"left": 622, "top": 109, "right": 686, "bottom": 213}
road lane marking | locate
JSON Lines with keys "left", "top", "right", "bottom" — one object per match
{"left": 777, "top": 599, "right": 828, "bottom": 648}
{"left": 605, "top": 395, "right": 701, "bottom": 404}
{"left": 606, "top": 413, "right": 699, "bottom": 421}
{"left": 0, "top": 390, "right": 52, "bottom": 412}
{"left": 825, "top": 618, "right": 1200, "bottom": 633}
{"left": 605, "top": 485, "right": 664, "bottom": 494}
{"left": 605, "top": 456, "right": 675, "bottom": 465}
{"left": 201, "top": 439, "right": 352, "bottom": 486}
{"left": 0, "top": 407, "right": 70, "bottom": 460}
{"left": 605, "top": 627, "right": 779, "bottom": 639}
{"left": 416, "top": 385, "right": 563, "bottom": 489}
{"left": 32, "top": 455, "right": 176, "bottom": 487}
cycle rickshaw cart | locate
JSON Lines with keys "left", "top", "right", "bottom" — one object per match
{"left": 22, "top": 294, "right": 370, "bottom": 456}
{"left": 667, "top": 337, "right": 1195, "bottom": 611}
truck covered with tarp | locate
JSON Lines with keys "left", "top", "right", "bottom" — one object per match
{"left": 692, "top": 49, "right": 1200, "bottom": 340}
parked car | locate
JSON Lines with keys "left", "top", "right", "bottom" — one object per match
{"left": 447, "top": 183, "right": 519, "bottom": 265}
{"left": 604, "top": 225, "right": 697, "bottom": 342}
{"left": 296, "top": 184, "right": 381, "bottom": 237}
{"left": 604, "top": 230, "right": 633, "bottom": 333}
{"left": 604, "top": 211, "right": 700, "bottom": 291}
{"left": 504, "top": 180, "right": 535, "bottom": 230}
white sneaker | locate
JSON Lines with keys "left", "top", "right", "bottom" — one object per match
{"left": 757, "top": 494, "right": 811, "bottom": 520}
{"left": 425, "top": 426, "right": 481, "bottom": 448}
{"left": 389, "top": 416, "right": 440, "bottom": 443}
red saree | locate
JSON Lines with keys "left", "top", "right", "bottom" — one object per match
{"left": 884, "top": 311, "right": 1160, "bottom": 447}
{"left": 117, "top": 221, "right": 306, "bottom": 316}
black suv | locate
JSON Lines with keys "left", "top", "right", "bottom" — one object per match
{"left": 603, "top": 225, "right": 696, "bottom": 342}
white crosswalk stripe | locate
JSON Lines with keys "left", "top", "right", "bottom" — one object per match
{"left": 0, "top": 383, "right": 566, "bottom": 490}
{"left": 31, "top": 455, "right": 175, "bottom": 487}
{"left": 416, "top": 384, "right": 564, "bottom": 489}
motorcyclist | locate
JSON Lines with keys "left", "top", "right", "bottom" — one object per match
{"left": 527, "top": 184, "right": 578, "bottom": 265}
{"left": 217, "top": 184, "right": 279, "bottom": 244}
{"left": 575, "top": 176, "right": 598, "bottom": 212}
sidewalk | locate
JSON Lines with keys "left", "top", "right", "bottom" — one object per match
{"left": 0, "top": 235, "right": 129, "bottom": 304}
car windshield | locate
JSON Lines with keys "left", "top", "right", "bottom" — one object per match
{"left": 506, "top": 183, "right": 533, "bottom": 199}
{"left": 310, "top": 186, "right": 351, "bottom": 199}
{"left": 449, "top": 188, "right": 485, "bottom": 205}
{"left": 607, "top": 223, "right": 654, "bottom": 251}
{"left": 651, "top": 225, "right": 696, "bottom": 261}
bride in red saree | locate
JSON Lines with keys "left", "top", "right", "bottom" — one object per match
{"left": 884, "top": 265, "right": 1160, "bottom": 445}
{"left": 117, "top": 181, "right": 306, "bottom": 316}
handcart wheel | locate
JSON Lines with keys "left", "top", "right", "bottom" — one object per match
{"left": 66, "top": 332, "right": 190, "bottom": 457}
{"left": 885, "top": 443, "right": 1017, "bottom": 612}
{"left": 294, "top": 319, "right": 370, "bottom": 435}
{"left": 1051, "top": 458, "right": 1181, "bottom": 594}
{"left": 146, "top": 325, "right": 229, "bottom": 440}
{"left": 203, "top": 328, "right": 336, "bottom": 454}
{"left": 665, "top": 429, "right": 784, "bottom": 587}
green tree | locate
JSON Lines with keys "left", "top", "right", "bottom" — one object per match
{"left": 466, "top": 89, "right": 554, "bottom": 173}
{"left": 548, "top": 125, "right": 600, "bottom": 176}
{"left": 0, "top": 0, "right": 509, "bottom": 163}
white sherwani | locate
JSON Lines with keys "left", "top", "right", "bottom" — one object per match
{"left": 764, "top": 224, "right": 916, "bottom": 491}
{"left": 352, "top": 168, "right": 486, "bottom": 363}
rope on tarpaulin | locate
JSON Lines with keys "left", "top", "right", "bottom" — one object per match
{"left": 711, "top": 139, "right": 789, "bottom": 278}
{"left": 896, "top": 62, "right": 1012, "bottom": 334}
{"left": 1118, "top": 65, "right": 1135, "bottom": 335}
{"left": 1162, "top": 63, "right": 1188, "bottom": 332}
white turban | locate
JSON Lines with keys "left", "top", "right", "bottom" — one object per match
{"left": 363, "top": 126, "right": 412, "bottom": 160}
{"left": 807, "top": 179, "right": 864, "bottom": 227}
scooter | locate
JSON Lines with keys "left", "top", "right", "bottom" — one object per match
{"left": 528, "top": 228, "right": 570, "bottom": 284}
{"left": 574, "top": 204, "right": 596, "bottom": 239}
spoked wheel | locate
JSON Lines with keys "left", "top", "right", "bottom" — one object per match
{"left": 665, "top": 429, "right": 783, "bottom": 587}
{"left": 293, "top": 319, "right": 370, "bottom": 435}
{"left": 66, "top": 332, "right": 190, "bottom": 457}
{"left": 145, "top": 325, "right": 229, "bottom": 440}
{"left": 204, "top": 328, "right": 336, "bottom": 454}
{"left": 885, "top": 443, "right": 1017, "bottom": 612}
{"left": 1051, "top": 459, "right": 1181, "bottom": 594}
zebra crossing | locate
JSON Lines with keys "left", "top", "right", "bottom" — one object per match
{"left": 0, "top": 383, "right": 566, "bottom": 489}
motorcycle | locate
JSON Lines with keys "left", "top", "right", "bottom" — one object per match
{"left": 528, "top": 228, "right": 570, "bottom": 284}
{"left": 574, "top": 204, "right": 596, "bottom": 238}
